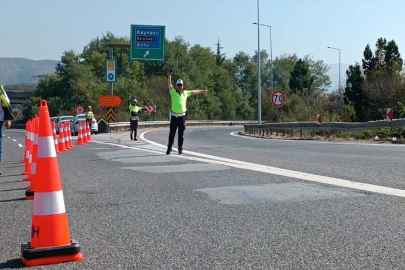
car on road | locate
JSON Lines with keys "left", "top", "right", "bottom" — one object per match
{"left": 55, "top": 116, "right": 74, "bottom": 135}
{"left": 72, "top": 114, "right": 98, "bottom": 135}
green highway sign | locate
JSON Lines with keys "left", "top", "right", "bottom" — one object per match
{"left": 130, "top": 25, "right": 165, "bottom": 61}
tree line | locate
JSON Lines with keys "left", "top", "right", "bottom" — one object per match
{"left": 22, "top": 33, "right": 404, "bottom": 124}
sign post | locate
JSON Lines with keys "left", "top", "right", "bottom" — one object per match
{"left": 386, "top": 108, "right": 393, "bottom": 122}
{"left": 99, "top": 96, "right": 123, "bottom": 107}
{"left": 130, "top": 25, "right": 165, "bottom": 61}
{"left": 75, "top": 105, "right": 84, "bottom": 115}
{"left": 105, "top": 60, "right": 117, "bottom": 83}
{"left": 271, "top": 90, "right": 286, "bottom": 123}
{"left": 317, "top": 114, "right": 322, "bottom": 126}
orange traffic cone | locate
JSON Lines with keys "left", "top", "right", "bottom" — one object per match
{"left": 25, "top": 116, "right": 39, "bottom": 200}
{"left": 76, "top": 122, "right": 84, "bottom": 146}
{"left": 87, "top": 122, "right": 93, "bottom": 141}
{"left": 20, "top": 100, "right": 83, "bottom": 267}
{"left": 52, "top": 122, "right": 60, "bottom": 154}
{"left": 58, "top": 122, "right": 66, "bottom": 152}
{"left": 23, "top": 119, "right": 34, "bottom": 182}
{"left": 64, "top": 122, "right": 71, "bottom": 150}
{"left": 22, "top": 119, "right": 31, "bottom": 176}
{"left": 68, "top": 122, "right": 74, "bottom": 149}
{"left": 82, "top": 121, "right": 88, "bottom": 144}
{"left": 22, "top": 123, "right": 29, "bottom": 164}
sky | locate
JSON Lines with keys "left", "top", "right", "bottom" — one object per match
{"left": 1, "top": 0, "right": 405, "bottom": 77}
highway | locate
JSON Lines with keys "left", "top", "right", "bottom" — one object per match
{"left": 1, "top": 126, "right": 405, "bottom": 269}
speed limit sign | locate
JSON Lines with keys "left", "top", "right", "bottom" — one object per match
{"left": 271, "top": 91, "right": 285, "bottom": 107}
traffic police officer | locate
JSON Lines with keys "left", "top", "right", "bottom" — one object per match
{"left": 0, "top": 85, "right": 15, "bottom": 175}
{"left": 128, "top": 96, "right": 143, "bottom": 141}
{"left": 166, "top": 68, "right": 208, "bottom": 155}
{"left": 85, "top": 106, "right": 94, "bottom": 125}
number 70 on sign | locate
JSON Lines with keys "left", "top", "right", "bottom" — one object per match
{"left": 271, "top": 90, "right": 286, "bottom": 107}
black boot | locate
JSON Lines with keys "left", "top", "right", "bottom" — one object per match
{"left": 166, "top": 146, "right": 172, "bottom": 155}
{"left": 178, "top": 148, "right": 183, "bottom": 154}
{"left": 130, "top": 134, "right": 133, "bottom": 140}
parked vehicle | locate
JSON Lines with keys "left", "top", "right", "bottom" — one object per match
{"left": 55, "top": 116, "right": 74, "bottom": 135}
{"left": 73, "top": 113, "right": 98, "bottom": 135}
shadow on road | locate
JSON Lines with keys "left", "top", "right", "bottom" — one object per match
{"left": 0, "top": 259, "right": 24, "bottom": 269}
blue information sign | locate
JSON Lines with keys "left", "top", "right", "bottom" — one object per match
{"left": 134, "top": 28, "right": 161, "bottom": 49}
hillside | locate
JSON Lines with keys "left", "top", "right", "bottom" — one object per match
{"left": 0, "top": 57, "right": 57, "bottom": 85}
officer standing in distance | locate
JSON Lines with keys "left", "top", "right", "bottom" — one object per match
{"left": 166, "top": 68, "right": 208, "bottom": 155}
{"left": 128, "top": 96, "right": 144, "bottom": 141}
{"left": 85, "top": 106, "right": 94, "bottom": 125}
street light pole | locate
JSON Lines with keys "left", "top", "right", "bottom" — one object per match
{"left": 270, "top": 26, "right": 273, "bottom": 92}
{"left": 254, "top": 23, "right": 273, "bottom": 92}
{"left": 257, "top": 0, "right": 262, "bottom": 124}
{"left": 327, "top": 46, "right": 341, "bottom": 92}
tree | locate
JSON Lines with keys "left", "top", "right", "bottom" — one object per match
{"left": 304, "top": 54, "right": 331, "bottom": 95}
{"left": 289, "top": 59, "right": 314, "bottom": 95}
{"left": 362, "top": 73, "right": 405, "bottom": 120}
{"left": 215, "top": 39, "right": 226, "bottom": 66}
{"left": 362, "top": 38, "right": 403, "bottom": 76}
{"left": 344, "top": 63, "right": 365, "bottom": 121}
{"left": 272, "top": 53, "right": 298, "bottom": 91}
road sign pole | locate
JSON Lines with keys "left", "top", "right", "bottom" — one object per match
{"left": 109, "top": 47, "right": 114, "bottom": 96}
{"left": 276, "top": 107, "right": 280, "bottom": 123}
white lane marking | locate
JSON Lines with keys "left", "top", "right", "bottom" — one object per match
{"left": 139, "top": 130, "right": 405, "bottom": 198}
{"left": 7, "top": 136, "right": 11, "bottom": 138}
{"left": 18, "top": 144, "right": 23, "bottom": 148}
{"left": 230, "top": 132, "right": 405, "bottom": 147}
{"left": 13, "top": 139, "right": 17, "bottom": 142}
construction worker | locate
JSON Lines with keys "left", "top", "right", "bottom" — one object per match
{"left": 166, "top": 68, "right": 208, "bottom": 155}
{"left": 128, "top": 96, "right": 144, "bottom": 141}
{"left": 0, "top": 85, "right": 15, "bottom": 175}
{"left": 85, "top": 106, "right": 94, "bottom": 125}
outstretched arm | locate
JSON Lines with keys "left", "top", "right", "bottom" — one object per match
{"left": 190, "top": 90, "right": 209, "bottom": 95}
{"left": 168, "top": 68, "right": 173, "bottom": 91}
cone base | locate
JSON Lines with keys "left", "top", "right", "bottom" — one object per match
{"left": 26, "top": 189, "right": 34, "bottom": 200}
{"left": 21, "top": 240, "right": 83, "bottom": 267}
{"left": 25, "top": 189, "right": 34, "bottom": 197}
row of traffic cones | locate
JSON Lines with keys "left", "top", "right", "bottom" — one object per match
{"left": 20, "top": 101, "right": 85, "bottom": 267}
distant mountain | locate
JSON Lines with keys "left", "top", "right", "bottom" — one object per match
{"left": 326, "top": 63, "right": 351, "bottom": 91}
{"left": 0, "top": 57, "right": 57, "bottom": 85}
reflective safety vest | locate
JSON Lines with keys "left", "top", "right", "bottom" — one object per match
{"left": 129, "top": 105, "right": 142, "bottom": 120}
{"left": 0, "top": 85, "right": 11, "bottom": 107}
{"left": 85, "top": 111, "right": 94, "bottom": 120}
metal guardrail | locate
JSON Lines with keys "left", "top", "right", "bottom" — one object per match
{"left": 244, "top": 119, "right": 405, "bottom": 137}
{"left": 108, "top": 120, "right": 256, "bottom": 132}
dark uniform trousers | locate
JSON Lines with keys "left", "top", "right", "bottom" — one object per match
{"left": 168, "top": 115, "right": 186, "bottom": 150}
{"left": 130, "top": 119, "right": 138, "bottom": 139}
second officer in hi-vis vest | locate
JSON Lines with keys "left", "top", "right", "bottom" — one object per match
{"left": 166, "top": 68, "right": 209, "bottom": 155}
{"left": 128, "top": 96, "right": 144, "bottom": 141}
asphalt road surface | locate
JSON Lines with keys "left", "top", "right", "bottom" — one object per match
{"left": 1, "top": 126, "right": 404, "bottom": 269}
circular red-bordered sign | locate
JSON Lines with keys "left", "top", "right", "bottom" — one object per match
{"left": 75, "top": 105, "right": 84, "bottom": 115}
{"left": 271, "top": 91, "right": 286, "bottom": 107}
